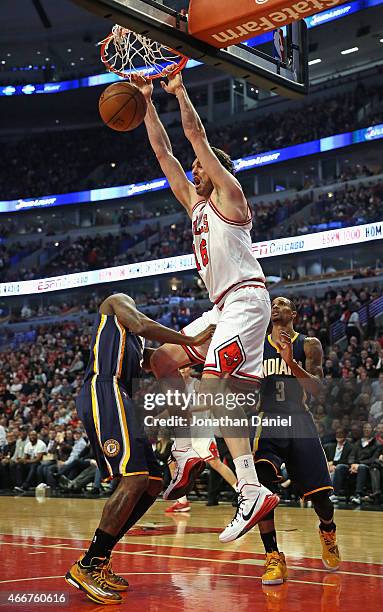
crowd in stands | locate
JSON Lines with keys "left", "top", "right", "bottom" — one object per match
{"left": 3, "top": 218, "right": 194, "bottom": 281}
{"left": 2, "top": 274, "right": 381, "bottom": 329}
{"left": 0, "top": 204, "right": 166, "bottom": 241}
{"left": 2, "top": 176, "right": 382, "bottom": 281}
{"left": 1, "top": 79, "right": 382, "bottom": 201}
{"left": 310, "top": 333, "right": 383, "bottom": 505}
{"left": 39, "top": 226, "right": 157, "bottom": 275}
{"left": 3, "top": 298, "right": 98, "bottom": 324}
{"left": 276, "top": 180, "right": 383, "bottom": 240}
{"left": 0, "top": 161, "right": 378, "bottom": 245}
{"left": 0, "top": 239, "right": 41, "bottom": 279}
{"left": 4, "top": 225, "right": 158, "bottom": 282}
{"left": 0, "top": 288, "right": 208, "bottom": 326}
{"left": 0, "top": 283, "right": 382, "bottom": 505}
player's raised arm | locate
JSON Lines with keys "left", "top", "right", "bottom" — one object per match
{"left": 161, "top": 70, "right": 248, "bottom": 221}
{"left": 131, "top": 74, "right": 196, "bottom": 216}
{"left": 276, "top": 332, "right": 323, "bottom": 396}
{"left": 100, "top": 293, "right": 214, "bottom": 347}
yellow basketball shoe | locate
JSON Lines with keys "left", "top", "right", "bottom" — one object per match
{"left": 65, "top": 558, "right": 122, "bottom": 605}
{"left": 101, "top": 557, "right": 129, "bottom": 591}
{"left": 319, "top": 529, "right": 341, "bottom": 571}
{"left": 261, "top": 551, "right": 288, "bottom": 585}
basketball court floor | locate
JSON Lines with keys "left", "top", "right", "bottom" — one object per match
{"left": 0, "top": 497, "right": 382, "bottom": 611}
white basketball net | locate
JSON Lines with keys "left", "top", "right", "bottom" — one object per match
{"left": 100, "top": 25, "right": 187, "bottom": 79}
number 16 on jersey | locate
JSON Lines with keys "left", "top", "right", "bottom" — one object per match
{"left": 193, "top": 239, "right": 209, "bottom": 271}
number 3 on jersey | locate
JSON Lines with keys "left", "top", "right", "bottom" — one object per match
{"left": 193, "top": 239, "right": 209, "bottom": 271}
{"left": 276, "top": 381, "right": 285, "bottom": 402}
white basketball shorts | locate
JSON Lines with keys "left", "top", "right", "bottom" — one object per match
{"left": 181, "top": 285, "right": 271, "bottom": 385}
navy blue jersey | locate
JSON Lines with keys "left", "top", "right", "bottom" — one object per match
{"left": 260, "top": 332, "right": 308, "bottom": 414}
{"left": 83, "top": 314, "right": 144, "bottom": 395}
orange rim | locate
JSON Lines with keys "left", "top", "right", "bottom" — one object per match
{"left": 100, "top": 31, "right": 189, "bottom": 80}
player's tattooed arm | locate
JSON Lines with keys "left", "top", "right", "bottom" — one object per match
{"left": 304, "top": 337, "right": 324, "bottom": 381}
{"left": 131, "top": 74, "right": 195, "bottom": 215}
{"left": 276, "top": 331, "right": 323, "bottom": 396}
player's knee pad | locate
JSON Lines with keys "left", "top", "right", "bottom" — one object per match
{"left": 255, "top": 461, "right": 276, "bottom": 489}
{"left": 308, "top": 490, "right": 334, "bottom": 521}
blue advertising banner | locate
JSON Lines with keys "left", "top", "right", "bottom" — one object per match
{"left": 0, "top": 123, "right": 381, "bottom": 214}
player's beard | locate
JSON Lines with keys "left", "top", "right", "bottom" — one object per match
{"left": 196, "top": 178, "right": 213, "bottom": 199}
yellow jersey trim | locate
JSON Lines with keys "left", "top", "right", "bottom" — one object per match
{"left": 114, "top": 316, "right": 126, "bottom": 379}
{"left": 91, "top": 375, "right": 114, "bottom": 478}
{"left": 93, "top": 314, "right": 107, "bottom": 374}
{"left": 252, "top": 411, "right": 264, "bottom": 453}
{"left": 113, "top": 379, "right": 131, "bottom": 475}
{"left": 267, "top": 331, "right": 299, "bottom": 353}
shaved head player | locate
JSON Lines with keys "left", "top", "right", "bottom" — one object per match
{"left": 65, "top": 293, "right": 214, "bottom": 605}
{"left": 132, "top": 70, "right": 279, "bottom": 544}
{"left": 254, "top": 297, "right": 340, "bottom": 585}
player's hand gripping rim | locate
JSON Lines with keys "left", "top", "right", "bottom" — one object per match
{"left": 130, "top": 73, "right": 153, "bottom": 101}
{"left": 160, "top": 64, "right": 184, "bottom": 96}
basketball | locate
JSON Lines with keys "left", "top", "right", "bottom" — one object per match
{"left": 99, "top": 82, "right": 147, "bottom": 132}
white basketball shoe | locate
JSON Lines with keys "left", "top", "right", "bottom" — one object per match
{"left": 163, "top": 443, "right": 206, "bottom": 501}
{"left": 219, "top": 479, "right": 280, "bottom": 543}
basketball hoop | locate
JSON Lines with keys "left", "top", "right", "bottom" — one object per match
{"left": 99, "top": 25, "right": 189, "bottom": 80}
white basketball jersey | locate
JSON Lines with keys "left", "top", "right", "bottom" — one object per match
{"left": 191, "top": 199, "right": 265, "bottom": 308}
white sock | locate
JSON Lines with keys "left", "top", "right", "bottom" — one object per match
{"left": 175, "top": 437, "right": 192, "bottom": 450}
{"left": 233, "top": 454, "right": 259, "bottom": 485}
{"left": 178, "top": 496, "right": 188, "bottom": 504}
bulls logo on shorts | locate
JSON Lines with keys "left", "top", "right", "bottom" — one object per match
{"left": 217, "top": 338, "right": 245, "bottom": 374}
{"left": 103, "top": 439, "right": 121, "bottom": 457}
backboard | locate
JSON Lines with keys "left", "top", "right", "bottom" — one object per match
{"left": 71, "top": 0, "right": 308, "bottom": 98}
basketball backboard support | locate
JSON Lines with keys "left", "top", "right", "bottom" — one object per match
{"left": 71, "top": 0, "right": 308, "bottom": 98}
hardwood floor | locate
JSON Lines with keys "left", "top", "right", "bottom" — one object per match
{"left": 0, "top": 497, "right": 381, "bottom": 611}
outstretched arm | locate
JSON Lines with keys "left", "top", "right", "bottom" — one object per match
{"left": 100, "top": 293, "right": 215, "bottom": 347}
{"left": 161, "top": 71, "right": 248, "bottom": 221}
{"left": 131, "top": 74, "right": 196, "bottom": 216}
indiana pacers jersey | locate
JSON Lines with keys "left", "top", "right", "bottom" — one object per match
{"left": 77, "top": 313, "right": 162, "bottom": 482}
{"left": 255, "top": 331, "right": 332, "bottom": 497}
{"left": 260, "top": 332, "right": 308, "bottom": 414}
{"left": 191, "top": 198, "right": 265, "bottom": 306}
{"left": 83, "top": 313, "right": 144, "bottom": 396}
